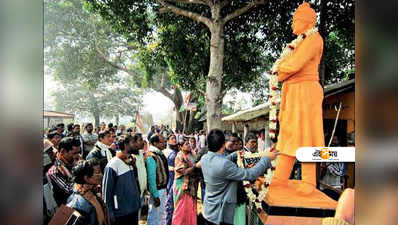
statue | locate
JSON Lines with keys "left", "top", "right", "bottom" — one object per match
{"left": 270, "top": 2, "right": 324, "bottom": 195}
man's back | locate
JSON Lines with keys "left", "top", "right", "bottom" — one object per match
{"left": 199, "top": 135, "right": 206, "bottom": 148}
{"left": 200, "top": 151, "right": 271, "bottom": 224}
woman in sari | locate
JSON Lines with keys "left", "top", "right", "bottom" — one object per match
{"left": 171, "top": 138, "right": 199, "bottom": 225}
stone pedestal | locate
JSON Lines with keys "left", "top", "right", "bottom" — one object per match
{"left": 260, "top": 180, "right": 337, "bottom": 222}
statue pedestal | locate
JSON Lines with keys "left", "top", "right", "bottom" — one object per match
{"left": 257, "top": 211, "right": 323, "bottom": 225}
{"left": 261, "top": 180, "right": 337, "bottom": 221}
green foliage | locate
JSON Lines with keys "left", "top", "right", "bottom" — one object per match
{"left": 44, "top": 0, "right": 124, "bottom": 89}
{"left": 85, "top": 0, "right": 354, "bottom": 100}
{"left": 45, "top": 0, "right": 143, "bottom": 121}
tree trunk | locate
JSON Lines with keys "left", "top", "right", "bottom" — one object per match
{"left": 318, "top": 0, "right": 328, "bottom": 87}
{"left": 94, "top": 113, "right": 100, "bottom": 128}
{"left": 155, "top": 85, "right": 184, "bottom": 132}
{"left": 206, "top": 6, "right": 224, "bottom": 131}
{"left": 115, "top": 114, "right": 120, "bottom": 125}
{"left": 187, "top": 110, "right": 196, "bottom": 133}
{"left": 183, "top": 110, "right": 189, "bottom": 134}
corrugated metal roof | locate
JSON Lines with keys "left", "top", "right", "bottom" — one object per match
{"left": 324, "top": 79, "right": 355, "bottom": 97}
{"left": 221, "top": 79, "right": 354, "bottom": 123}
{"left": 222, "top": 103, "right": 270, "bottom": 122}
{"left": 44, "top": 110, "right": 74, "bottom": 118}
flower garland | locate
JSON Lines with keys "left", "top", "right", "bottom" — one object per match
{"left": 237, "top": 150, "right": 274, "bottom": 213}
{"left": 268, "top": 27, "right": 319, "bottom": 140}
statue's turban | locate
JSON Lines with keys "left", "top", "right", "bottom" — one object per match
{"left": 293, "top": 2, "right": 316, "bottom": 24}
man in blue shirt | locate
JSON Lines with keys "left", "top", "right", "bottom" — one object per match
{"left": 200, "top": 129, "right": 278, "bottom": 225}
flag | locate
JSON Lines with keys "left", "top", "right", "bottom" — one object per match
{"left": 136, "top": 107, "right": 146, "bottom": 133}
{"left": 184, "top": 92, "right": 191, "bottom": 106}
{"left": 188, "top": 103, "right": 197, "bottom": 111}
{"left": 179, "top": 92, "right": 191, "bottom": 112}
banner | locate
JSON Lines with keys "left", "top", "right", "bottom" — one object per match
{"left": 135, "top": 107, "right": 146, "bottom": 134}
{"left": 296, "top": 147, "right": 355, "bottom": 162}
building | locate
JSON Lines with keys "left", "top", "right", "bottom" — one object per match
{"left": 44, "top": 110, "right": 74, "bottom": 129}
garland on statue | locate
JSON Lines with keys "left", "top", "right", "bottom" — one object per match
{"left": 268, "top": 27, "right": 318, "bottom": 139}
{"left": 238, "top": 27, "right": 319, "bottom": 214}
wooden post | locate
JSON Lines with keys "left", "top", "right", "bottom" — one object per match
{"left": 243, "top": 124, "right": 249, "bottom": 145}
{"left": 265, "top": 120, "right": 271, "bottom": 149}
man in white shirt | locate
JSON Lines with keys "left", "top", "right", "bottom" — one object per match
{"left": 198, "top": 130, "right": 206, "bottom": 149}
{"left": 257, "top": 129, "right": 267, "bottom": 153}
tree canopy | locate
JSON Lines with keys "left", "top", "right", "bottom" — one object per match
{"left": 85, "top": 0, "right": 354, "bottom": 129}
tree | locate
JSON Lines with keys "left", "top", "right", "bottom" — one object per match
{"left": 86, "top": 0, "right": 274, "bottom": 130}
{"left": 54, "top": 81, "right": 142, "bottom": 127}
{"left": 45, "top": 0, "right": 145, "bottom": 126}
{"left": 44, "top": 0, "right": 193, "bottom": 130}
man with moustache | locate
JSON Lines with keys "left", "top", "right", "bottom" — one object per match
{"left": 102, "top": 134, "right": 142, "bottom": 225}
{"left": 47, "top": 137, "right": 81, "bottom": 206}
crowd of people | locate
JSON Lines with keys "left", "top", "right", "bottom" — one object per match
{"left": 43, "top": 122, "right": 279, "bottom": 225}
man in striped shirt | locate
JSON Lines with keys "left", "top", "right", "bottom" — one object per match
{"left": 47, "top": 137, "right": 81, "bottom": 206}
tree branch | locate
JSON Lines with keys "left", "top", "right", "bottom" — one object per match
{"left": 154, "top": 86, "right": 174, "bottom": 101}
{"left": 157, "top": 0, "right": 212, "bottom": 28}
{"left": 164, "top": 0, "right": 209, "bottom": 5}
{"left": 90, "top": 16, "right": 139, "bottom": 78}
{"left": 222, "top": 0, "right": 266, "bottom": 25}
{"left": 95, "top": 45, "right": 138, "bottom": 77}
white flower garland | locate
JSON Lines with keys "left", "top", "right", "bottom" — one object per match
{"left": 238, "top": 27, "right": 319, "bottom": 214}
{"left": 268, "top": 27, "right": 318, "bottom": 139}
{"left": 237, "top": 150, "right": 274, "bottom": 213}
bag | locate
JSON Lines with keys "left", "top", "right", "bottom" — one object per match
{"left": 48, "top": 204, "right": 83, "bottom": 225}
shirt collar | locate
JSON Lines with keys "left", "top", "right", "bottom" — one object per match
{"left": 96, "top": 141, "right": 110, "bottom": 150}
{"left": 149, "top": 145, "right": 161, "bottom": 154}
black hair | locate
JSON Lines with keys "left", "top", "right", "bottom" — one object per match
{"left": 127, "top": 128, "right": 133, "bottom": 132}
{"left": 72, "top": 136, "right": 81, "bottom": 147}
{"left": 167, "top": 133, "right": 176, "bottom": 140}
{"left": 108, "top": 127, "right": 115, "bottom": 133}
{"left": 98, "top": 130, "right": 111, "bottom": 140}
{"left": 207, "top": 129, "right": 225, "bottom": 152}
{"left": 58, "top": 137, "right": 77, "bottom": 152}
{"left": 73, "top": 124, "right": 80, "bottom": 129}
{"left": 225, "top": 132, "right": 238, "bottom": 141}
{"left": 56, "top": 123, "right": 65, "bottom": 128}
{"left": 134, "top": 133, "right": 143, "bottom": 140}
{"left": 67, "top": 123, "right": 74, "bottom": 131}
{"left": 178, "top": 137, "right": 189, "bottom": 147}
{"left": 47, "top": 131, "right": 60, "bottom": 139}
{"left": 149, "top": 134, "right": 161, "bottom": 145}
{"left": 108, "top": 123, "right": 113, "bottom": 128}
{"left": 117, "top": 134, "right": 142, "bottom": 151}
{"left": 237, "top": 136, "right": 243, "bottom": 143}
{"left": 86, "top": 158, "right": 100, "bottom": 167}
{"left": 72, "top": 160, "right": 94, "bottom": 184}
{"left": 85, "top": 123, "right": 93, "bottom": 129}
{"left": 49, "top": 127, "right": 58, "bottom": 133}
{"left": 245, "top": 132, "right": 257, "bottom": 143}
